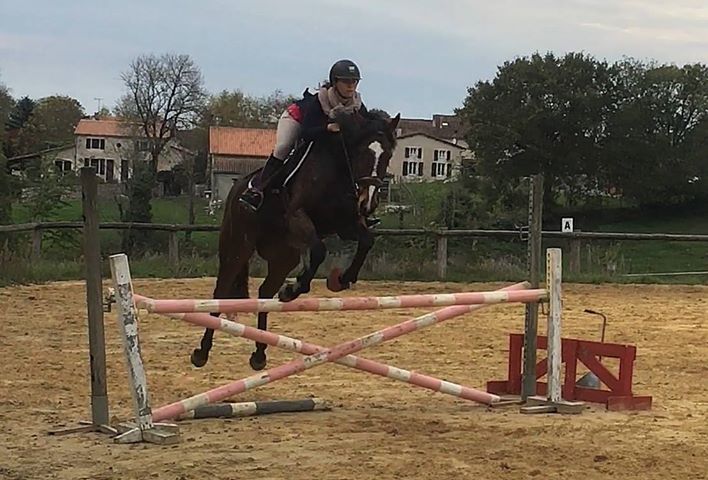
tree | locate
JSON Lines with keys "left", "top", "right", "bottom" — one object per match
{"left": 0, "top": 145, "right": 13, "bottom": 225}
{"left": 118, "top": 53, "right": 207, "bottom": 175}
{"left": 202, "top": 89, "right": 297, "bottom": 128}
{"left": 119, "top": 158, "right": 155, "bottom": 254}
{"left": 7, "top": 96, "right": 34, "bottom": 130}
{"left": 0, "top": 79, "right": 15, "bottom": 157}
{"left": 14, "top": 96, "right": 84, "bottom": 155}
{"left": 458, "top": 52, "right": 613, "bottom": 206}
{"left": 603, "top": 61, "right": 708, "bottom": 205}
{"left": 5, "top": 96, "right": 34, "bottom": 157}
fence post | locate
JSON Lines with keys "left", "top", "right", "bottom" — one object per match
{"left": 80, "top": 167, "right": 110, "bottom": 427}
{"left": 522, "top": 174, "right": 544, "bottom": 401}
{"left": 168, "top": 231, "right": 179, "bottom": 265}
{"left": 436, "top": 231, "right": 448, "bottom": 281}
{"left": 31, "top": 228, "right": 42, "bottom": 261}
{"left": 569, "top": 238, "right": 581, "bottom": 274}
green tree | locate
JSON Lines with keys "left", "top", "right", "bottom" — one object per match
{"left": 21, "top": 156, "right": 74, "bottom": 221}
{"left": 14, "top": 95, "right": 84, "bottom": 154}
{"left": 119, "top": 158, "right": 155, "bottom": 254}
{"left": 0, "top": 146, "right": 13, "bottom": 225}
{"left": 603, "top": 61, "right": 708, "bottom": 205}
{"left": 5, "top": 96, "right": 35, "bottom": 157}
{"left": 458, "top": 52, "right": 613, "bottom": 206}
{"left": 7, "top": 96, "right": 34, "bottom": 130}
{"left": 0, "top": 81, "right": 14, "bottom": 130}
{"left": 203, "top": 89, "right": 297, "bottom": 128}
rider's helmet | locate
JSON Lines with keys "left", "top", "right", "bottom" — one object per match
{"left": 329, "top": 59, "right": 361, "bottom": 85}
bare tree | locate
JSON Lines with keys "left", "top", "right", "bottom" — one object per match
{"left": 118, "top": 53, "right": 207, "bottom": 174}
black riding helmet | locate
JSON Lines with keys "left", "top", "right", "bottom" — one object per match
{"left": 329, "top": 59, "right": 361, "bottom": 85}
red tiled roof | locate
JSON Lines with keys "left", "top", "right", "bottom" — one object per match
{"left": 74, "top": 118, "right": 138, "bottom": 137}
{"left": 209, "top": 126, "right": 275, "bottom": 157}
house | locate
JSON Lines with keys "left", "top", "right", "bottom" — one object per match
{"left": 390, "top": 114, "right": 470, "bottom": 183}
{"left": 74, "top": 118, "right": 187, "bottom": 183}
{"left": 7, "top": 144, "right": 76, "bottom": 176}
{"left": 389, "top": 133, "right": 467, "bottom": 183}
{"left": 397, "top": 114, "right": 466, "bottom": 144}
{"left": 208, "top": 126, "right": 276, "bottom": 201}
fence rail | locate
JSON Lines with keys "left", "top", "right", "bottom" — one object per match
{"left": 2, "top": 221, "right": 708, "bottom": 279}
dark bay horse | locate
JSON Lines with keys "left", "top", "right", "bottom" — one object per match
{"left": 191, "top": 111, "right": 400, "bottom": 370}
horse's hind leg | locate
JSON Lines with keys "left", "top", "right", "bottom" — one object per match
{"left": 249, "top": 248, "right": 300, "bottom": 371}
{"left": 191, "top": 244, "right": 253, "bottom": 368}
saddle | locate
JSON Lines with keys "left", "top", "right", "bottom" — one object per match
{"left": 263, "top": 140, "right": 314, "bottom": 194}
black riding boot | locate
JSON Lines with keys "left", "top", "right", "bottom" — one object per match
{"left": 239, "top": 155, "right": 284, "bottom": 211}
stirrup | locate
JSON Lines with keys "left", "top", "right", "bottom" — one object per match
{"left": 239, "top": 189, "right": 263, "bottom": 212}
{"left": 365, "top": 217, "right": 381, "bottom": 228}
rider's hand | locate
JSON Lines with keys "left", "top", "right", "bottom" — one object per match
{"left": 327, "top": 123, "right": 341, "bottom": 133}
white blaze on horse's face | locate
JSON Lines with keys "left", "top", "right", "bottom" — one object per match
{"left": 365, "top": 141, "right": 384, "bottom": 213}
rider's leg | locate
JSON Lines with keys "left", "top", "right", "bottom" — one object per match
{"left": 239, "top": 111, "right": 301, "bottom": 211}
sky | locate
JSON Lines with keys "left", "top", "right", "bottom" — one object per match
{"left": 1, "top": 0, "right": 708, "bottom": 118}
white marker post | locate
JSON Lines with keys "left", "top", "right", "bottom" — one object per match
{"left": 521, "top": 248, "right": 584, "bottom": 414}
{"left": 109, "top": 254, "right": 180, "bottom": 444}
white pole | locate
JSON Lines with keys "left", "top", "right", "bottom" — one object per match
{"left": 109, "top": 253, "right": 179, "bottom": 444}
{"left": 546, "top": 248, "right": 563, "bottom": 403}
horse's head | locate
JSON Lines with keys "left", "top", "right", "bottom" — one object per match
{"left": 336, "top": 110, "right": 400, "bottom": 218}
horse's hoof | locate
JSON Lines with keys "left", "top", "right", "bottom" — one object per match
{"left": 249, "top": 351, "right": 267, "bottom": 371}
{"left": 326, "top": 268, "right": 350, "bottom": 292}
{"left": 191, "top": 348, "right": 209, "bottom": 368}
{"left": 278, "top": 282, "right": 299, "bottom": 303}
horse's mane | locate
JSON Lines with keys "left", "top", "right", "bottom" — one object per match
{"left": 334, "top": 109, "right": 397, "bottom": 149}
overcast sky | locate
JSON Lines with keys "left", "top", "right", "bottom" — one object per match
{"left": 2, "top": 0, "right": 708, "bottom": 118}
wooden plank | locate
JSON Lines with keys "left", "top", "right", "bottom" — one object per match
{"left": 168, "top": 231, "right": 179, "bottom": 265}
{"left": 522, "top": 174, "right": 543, "bottom": 400}
{"left": 576, "top": 350, "right": 622, "bottom": 393}
{"left": 31, "top": 229, "right": 42, "bottom": 260}
{"left": 436, "top": 233, "right": 447, "bottom": 280}
{"left": 81, "top": 167, "right": 109, "bottom": 427}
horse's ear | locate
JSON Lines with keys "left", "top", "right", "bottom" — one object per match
{"left": 389, "top": 113, "right": 401, "bottom": 131}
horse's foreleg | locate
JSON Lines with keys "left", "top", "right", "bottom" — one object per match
{"left": 328, "top": 224, "right": 375, "bottom": 292}
{"left": 278, "top": 237, "right": 327, "bottom": 302}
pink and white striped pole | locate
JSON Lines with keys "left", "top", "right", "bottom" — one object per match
{"left": 137, "top": 288, "right": 548, "bottom": 315}
{"left": 151, "top": 284, "right": 541, "bottom": 422}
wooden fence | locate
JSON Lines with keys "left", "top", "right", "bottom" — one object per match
{"left": 3, "top": 221, "right": 708, "bottom": 280}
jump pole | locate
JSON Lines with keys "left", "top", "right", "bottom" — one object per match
{"left": 178, "top": 398, "right": 331, "bottom": 420}
{"left": 149, "top": 290, "right": 547, "bottom": 422}
{"left": 133, "top": 283, "right": 531, "bottom": 411}
{"left": 136, "top": 289, "right": 546, "bottom": 314}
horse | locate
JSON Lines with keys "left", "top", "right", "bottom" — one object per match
{"left": 191, "top": 110, "right": 400, "bottom": 371}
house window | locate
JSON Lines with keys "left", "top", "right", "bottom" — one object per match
{"left": 121, "top": 160, "right": 129, "bottom": 182}
{"left": 434, "top": 149, "right": 450, "bottom": 162}
{"left": 404, "top": 146, "right": 422, "bottom": 159}
{"left": 106, "top": 159, "right": 115, "bottom": 182}
{"left": 54, "top": 160, "right": 72, "bottom": 173}
{"left": 137, "top": 139, "right": 150, "bottom": 152}
{"left": 90, "top": 158, "right": 106, "bottom": 175}
{"left": 432, "top": 149, "right": 452, "bottom": 178}
{"left": 86, "top": 138, "right": 106, "bottom": 150}
{"left": 403, "top": 161, "right": 424, "bottom": 176}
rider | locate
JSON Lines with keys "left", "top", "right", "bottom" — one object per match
{"left": 238, "top": 59, "right": 368, "bottom": 212}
